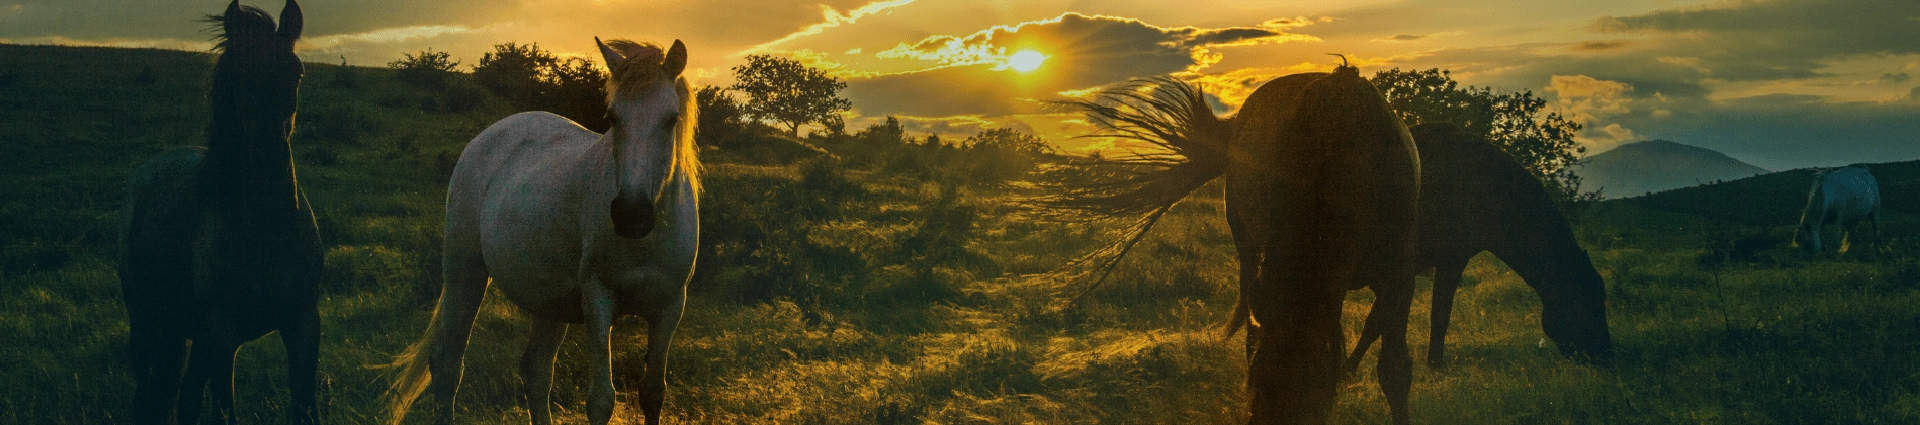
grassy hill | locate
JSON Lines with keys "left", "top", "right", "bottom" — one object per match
{"left": 1609, "top": 159, "right": 1920, "bottom": 230}
{"left": 4, "top": 43, "right": 1920, "bottom": 424}
{"left": 1579, "top": 140, "right": 1772, "bottom": 199}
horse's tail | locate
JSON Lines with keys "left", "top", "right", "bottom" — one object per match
{"left": 370, "top": 308, "right": 446, "bottom": 425}
{"left": 1027, "top": 76, "right": 1231, "bottom": 305}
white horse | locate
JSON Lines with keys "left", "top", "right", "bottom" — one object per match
{"left": 381, "top": 38, "right": 700, "bottom": 425}
{"left": 1795, "top": 165, "right": 1880, "bottom": 254}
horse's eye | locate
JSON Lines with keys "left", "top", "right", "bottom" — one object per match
{"left": 660, "top": 113, "right": 679, "bottom": 128}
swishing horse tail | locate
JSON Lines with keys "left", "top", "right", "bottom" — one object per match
{"left": 373, "top": 305, "right": 448, "bottom": 425}
{"left": 1028, "top": 76, "right": 1231, "bottom": 306}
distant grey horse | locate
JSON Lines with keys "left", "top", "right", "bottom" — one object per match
{"left": 1795, "top": 165, "right": 1881, "bottom": 253}
{"left": 380, "top": 38, "right": 700, "bottom": 425}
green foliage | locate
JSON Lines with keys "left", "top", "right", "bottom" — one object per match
{"left": 469, "top": 42, "right": 611, "bottom": 131}
{"left": 9, "top": 44, "right": 1920, "bottom": 425}
{"left": 695, "top": 85, "right": 746, "bottom": 148}
{"left": 386, "top": 48, "right": 459, "bottom": 89}
{"left": 1371, "top": 68, "right": 1597, "bottom": 212}
{"left": 327, "top": 56, "right": 356, "bottom": 89}
{"left": 729, "top": 54, "right": 851, "bottom": 137}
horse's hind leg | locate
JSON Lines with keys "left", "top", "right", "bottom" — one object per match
{"left": 1425, "top": 259, "right": 1470, "bottom": 369}
{"left": 282, "top": 305, "right": 322, "bottom": 424}
{"left": 582, "top": 281, "right": 619, "bottom": 425}
{"left": 425, "top": 244, "right": 491, "bottom": 425}
{"left": 1372, "top": 277, "right": 1416, "bottom": 425}
{"left": 639, "top": 296, "right": 687, "bottom": 424}
{"left": 519, "top": 319, "right": 569, "bottom": 425}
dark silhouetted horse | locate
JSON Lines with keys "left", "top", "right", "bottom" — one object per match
{"left": 1041, "top": 66, "right": 1421, "bottom": 425}
{"left": 1345, "top": 123, "right": 1613, "bottom": 371}
{"left": 117, "top": 1, "right": 319, "bottom": 423}
{"left": 1041, "top": 71, "right": 1624, "bottom": 424}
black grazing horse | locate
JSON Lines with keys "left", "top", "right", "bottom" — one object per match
{"left": 1345, "top": 123, "right": 1613, "bottom": 371}
{"left": 117, "top": 1, "right": 319, "bottom": 423}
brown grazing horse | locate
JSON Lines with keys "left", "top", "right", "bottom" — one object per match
{"left": 1239, "top": 65, "right": 1421, "bottom": 425}
{"left": 1043, "top": 69, "right": 1617, "bottom": 424}
{"left": 1042, "top": 65, "right": 1421, "bottom": 424}
{"left": 117, "top": 1, "right": 320, "bottom": 424}
{"left": 1346, "top": 123, "right": 1613, "bottom": 371}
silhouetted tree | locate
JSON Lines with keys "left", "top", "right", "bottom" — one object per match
{"left": 545, "top": 57, "right": 611, "bottom": 131}
{"left": 696, "top": 86, "right": 746, "bottom": 147}
{"left": 1371, "top": 68, "right": 1598, "bottom": 210}
{"left": 729, "top": 55, "right": 851, "bottom": 137}
{"left": 388, "top": 48, "right": 459, "bottom": 89}
{"left": 471, "top": 42, "right": 556, "bottom": 105}
{"left": 468, "top": 42, "right": 611, "bottom": 131}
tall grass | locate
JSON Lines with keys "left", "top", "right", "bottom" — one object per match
{"left": 3, "top": 44, "right": 1919, "bottom": 424}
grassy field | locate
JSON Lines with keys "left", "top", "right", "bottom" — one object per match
{"left": 3, "top": 43, "right": 1918, "bottom": 424}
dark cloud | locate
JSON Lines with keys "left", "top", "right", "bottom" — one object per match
{"left": 1572, "top": 40, "right": 1630, "bottom": 51}
{"left": 853, "top": 12, "right": 1309, "bottom": 118}
{"left": 880, "top": 13, "right": 1299, "bottom": 83}
{"left": 1377, "top": 34, "right": 1424, "bottom": 42}
{"left": 845, "top": 63, "right": 1044, "bottom": 117}
{"left": 1595, "top": 0, "right": 1920, "bottom": 81}
{"left": 0, "top": 0, "right": 880, "bottom": 63}
{"left": 1883, "top": 72, "right": 1912, "bottom": 84}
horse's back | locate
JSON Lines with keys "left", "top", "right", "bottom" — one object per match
{"left": 119, "top": 147, "right": 207, "bottom": 303}
{"left": 446, "top": 111, "right": 601, "bottom": 229}
{"left": 443, "top": 112, "right": 604, "bottom": 321}
{"left": 1226, "top": 72, "right": 1329, "bottom": 242}
{"left": 1821, "top": 167, "right": 1881, "bottom": 213}
{"left": 1410, "top": 124, "right": 1575, "bottom": 263}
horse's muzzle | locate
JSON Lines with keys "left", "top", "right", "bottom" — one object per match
{"left": 610, "top": 195, "right": 655, "bottom": 239}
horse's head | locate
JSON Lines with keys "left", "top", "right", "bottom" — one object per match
{"left": 1794, "top": 170, "right": 1831, "bottom": 252}
{"left": 598, "top": 38, "right": 695, "bottom": 239}
{"left": 208, "top": 0, "right": 304, "bottom": 139}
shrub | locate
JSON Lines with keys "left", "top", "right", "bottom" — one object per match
{"left": 388, "top": 48, "right": 460, "bottom": 89}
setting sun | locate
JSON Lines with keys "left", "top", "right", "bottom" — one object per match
{"left": 1007, "top": 50, "right": 1046, "bottom": 72}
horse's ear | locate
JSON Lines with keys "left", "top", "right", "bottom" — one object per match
{"left": 596, "top": 37, "right": 626, "bottom": 68}
{"left": 224, "top": 0, "right": 244, "bottom": 35}
{"left": 662, "top": 40, "right": 687, "bottom": 78}
{"left": 278, "top": 0, "right": 303, "bottom": 39}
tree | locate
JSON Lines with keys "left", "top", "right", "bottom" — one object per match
{"left": 468, "top": 42, "right": 612, "bottom": 132}
{"left": 544, "top": 57, "right": 612, "bottom": 131}
{"left": 1370, "top": 68, "right": 1598, "bottom": 210}
{"left": 471, "top": 42, "right": 557, "bottom": 104}
{"left": 729, "top": 55, "right": 852, "bottom": 137}
{"left": 695, "top": 86, "right": 746, "bottom": 147}
{"left": 388, "top": 48, "right": 459, "bottom": 89}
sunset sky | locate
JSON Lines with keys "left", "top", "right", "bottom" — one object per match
{"left": 5, "top": 0, "right": 1916, "bottom": 170}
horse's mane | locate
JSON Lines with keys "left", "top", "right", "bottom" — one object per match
{"left": 204, "top": 5, "right": 277, "bottom": 53}
{"left": 601, "top": 39, "right": 702, "bottom": 195}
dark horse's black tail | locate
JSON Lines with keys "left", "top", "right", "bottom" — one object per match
{"left": 1026, "top": 76, "right": 1231, "bottom": 306}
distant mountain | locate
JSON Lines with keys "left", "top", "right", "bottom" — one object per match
{"left": 1579, "top": 140, "right": 1771, "bottom": 199}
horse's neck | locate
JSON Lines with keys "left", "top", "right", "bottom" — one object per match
{"left": 201, "top": 128, "right": 302, "bottom": 211}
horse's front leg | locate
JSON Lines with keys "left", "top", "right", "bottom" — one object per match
{"left": 639, "top": 295, "right": 686, "bottom": 424}
{"left": 1425, "top": 260, "right": 1470, "bottom": 370}
{"left": 582, "top": 281, "right": 619, "bottom": 425}
{"left": 177, "top": 335, "right": 241, "bottom": 425}
{"left": 283, "top": 304, "right": 321, "bottom": 425}
{"left": 519, "top": 319, "right": 569, "bottom": 425}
